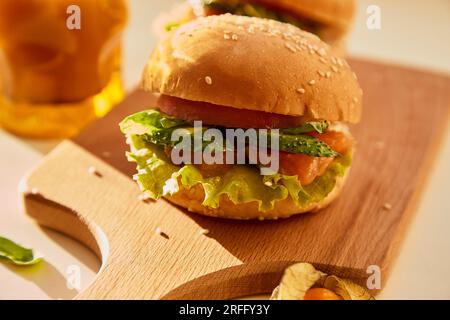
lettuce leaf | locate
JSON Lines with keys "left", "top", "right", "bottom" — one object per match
{"left": 280, "top": 121, "right": 329, "bottom": 135}
{"left": 126, "top": 135, "right": 352, "bottom": 212}
{"left": 0, "top": 236, "right": 43, "bottom": 266}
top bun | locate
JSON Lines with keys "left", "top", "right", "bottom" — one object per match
{"left": 142, "top": 14, "right": 362, "bottom": 123}
{"left": 253, "top": 0, "right": 355, "bottom": 31}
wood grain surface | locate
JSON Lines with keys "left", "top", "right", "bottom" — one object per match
{"left": 21, "top": 59, "right": 450, "bottom": 299}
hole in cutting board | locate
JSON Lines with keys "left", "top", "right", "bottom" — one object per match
{"left": 23, "top": 193, "right": 108, "bottom": 296}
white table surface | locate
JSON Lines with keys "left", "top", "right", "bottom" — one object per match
{"left": 1, "top": 0, "right": 449, "bottom": 300}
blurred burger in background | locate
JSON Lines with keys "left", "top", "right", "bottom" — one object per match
{"left": 155, "top": 0, "right": 355, "bottom": 55}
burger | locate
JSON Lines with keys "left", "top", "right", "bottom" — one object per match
{"left": 160, "top": 0, "right": 355, "bottom": 53}
{"left": 120, "top": 14, "right": 362, "bottom": 220}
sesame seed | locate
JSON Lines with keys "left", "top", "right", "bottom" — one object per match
{"left": 205, "top": 76, "right": 212, "bottom": 85}
{"left": 155, "top": 227, "right": 170, "bottom": 239}
{"left": 320, "top": 57, "right": 327, "bottom": 64}
{"left": 88, "top": 166, "right": 102, "bottom": 177}
{"left": 317, "top": 48, "right": 327, "bottom": 57}
{"left": 382, "top": 203, "right": 392, "bottom": 211}
{"left": 200, "top": 229, "right": 210, "bottom": 235}
{"left": 337, "top": 58, "right": 344, "bottom": 67}
{"left": 296, "top": 88, "right": 306, "bottom": 94}
{"left": 224, "top": 34, "right": 230, "bottom": 40}
{"left": 353, "top": 97, "right": 359, "bottom": 103}
{"left": 231, "top": 34, "right": 238, "bottom": 41}
{"left": 309, "top": 49, "right": 315, "bottom": 55}
{"left": 308, "top": 80, "right": 316, "bottom": 86}
{"left": 326, "top": 71, "right": 332, "bottom": 78}
{"left": 285, "top": 43, "right": 297, "bottom": 53}
{"left": 331, "top": 66, "right": 339, "bottom": 73}
{"left": 317, "top": 70, "right": 326, "bottom": 77}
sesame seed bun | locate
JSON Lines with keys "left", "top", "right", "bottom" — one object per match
{"left": 142, "top": 14, "right": 362, "bottom": 123}
{"left": 252, "top": 0, "right": 356, "bottom": 33}
{"left": 165, "top": 165, "right": 350, "bottom": 220}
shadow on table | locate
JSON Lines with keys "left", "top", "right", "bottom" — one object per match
{"left": 3, "top": 260, "right": 78, "bottom": 300}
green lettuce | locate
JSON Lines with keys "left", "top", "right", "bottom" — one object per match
{"left": 0, "top": 236, "right": 43, "bottom": 266}
{"left": 126, "top": 135, "right": 351, "bottom": 212}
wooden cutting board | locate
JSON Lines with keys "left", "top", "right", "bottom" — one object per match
{"left": 21, "top": 59, "right": 449, "bottom": 299}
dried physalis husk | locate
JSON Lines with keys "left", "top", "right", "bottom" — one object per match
{"left": 270, "top": 263, "right": 326, "bottom": 300}
{"left": 270, "top": 263, "right": 374, "bottom": 300}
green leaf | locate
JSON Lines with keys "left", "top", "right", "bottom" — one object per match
{"left": 280, "top": 121, "right": 329, "bottom": 135}
{"left": 125, "top": 137, "right": 352, "bottom": 212}
{"left": 0, "top": 236, "right": 43, "bottom": 266}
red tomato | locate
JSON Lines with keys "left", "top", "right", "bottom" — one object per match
{"left": 157, "top": 95, "right": 307, "bottom": 129}
{"left": 279, "top": 131, "right": 354, "bottom": 184}
{"left": 279, "top": 153, "right": 334, "bottom": 185}
{"left": 310, "top": 130, "right": 354, "bottom": 155}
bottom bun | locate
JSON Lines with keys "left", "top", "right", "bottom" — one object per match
{"left": 165, "top": 168, "right": 350, "bottom": 220}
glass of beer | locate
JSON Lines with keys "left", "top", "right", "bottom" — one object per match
{"left": 0, "top": 0, "right": 128, "bottom": 138}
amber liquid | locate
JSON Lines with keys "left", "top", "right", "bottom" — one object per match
{"left": 0, "top": 0, "right": 128, "bottom": 138}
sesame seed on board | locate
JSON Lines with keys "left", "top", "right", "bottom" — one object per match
{"left": 88, "top": 166, "right": 102, "bottom": 177}
{"left": 155, "top": 227, "right": 169, "bottom": 239}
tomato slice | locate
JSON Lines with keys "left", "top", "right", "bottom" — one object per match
{"left": 279, "top": 131, "right": 354, "bottom": 184}
{"left": 309, "top": 130, "right": 354, "bottom": 155}
{"left": 157, "top": 95, "right": 307, "bottom": 129}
